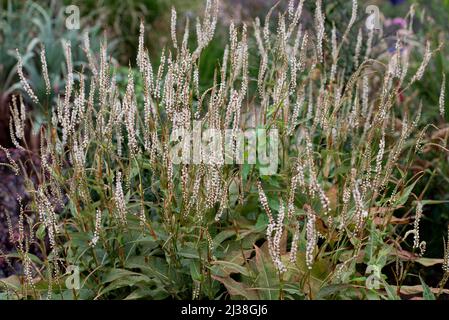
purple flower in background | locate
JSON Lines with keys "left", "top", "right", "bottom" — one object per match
{"left": 385, "top": 17, "right": 407, "bottom": 29}
{"left": 384, "top": 17, "right": 410, "bottom": 54}
{"left": 390, "top": 0, "right": 405, "bottom": 5}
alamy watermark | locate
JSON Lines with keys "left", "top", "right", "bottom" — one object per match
{"left": 365, "top": 5, "right": 382, "bottom": 31}
{"left": 65, "top": 265, "right": 80, "bottom": 290}
{"left": 365, "top": 265, "right": 382, "bottom": 290}
{"left": 169, "top": 120, "right": 279, "bottom": 175}
{"left": 65, "top": 5, "right": 80, "bottom": 30}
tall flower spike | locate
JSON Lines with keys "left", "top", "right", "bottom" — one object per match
{"left": 314, "top": 0, "right": 325, "bottom": 63}
{"left": 9, "top": 95, "right": 25, "bottom": 145}
{"left": 364, "top": 29, "right": 374, "bottom": 60}
{"left": 443, "top": 226, "right": 449, "bottom": 273}
{"left": 90, "top": 209, "right": 102, "bottom": 247}
{"left": 137, "top": 20, "right": 145, "bottom": 69}
{"left": 353, "top": 179, "right": 368, "bottom": 231}
{"left": 410, "top": 42, "right": 432, "bottom": 84}
{"left": 257, "top": 181, "right": 274, "bottom": 224}
{"left": 373, "top": 130, "right": 385, "bottom": 189}
{"left": 288, "top": 0, "right": 295, "bottom": 20}
{"left": 439, "top": 73, "right": 446, "bottom": 117}
{"left": 354, "top": 28, "right": 362, "bottom": 69}
{"left": 305, "top": 205, "right": 317, "bottom": 269}
{"left": 413, "top": 202, "right": 423, "bottom": 249}
{"left": 171, "top": 7, "right": 178, "bottom": 49}
{"left": 339, "top": 0, "right": 358, "bottom": 50}
{"left": 267, "top": 200, "right": 287, "bottom": 273}
{"left": 63, "top": 40, "right": 73, "bottom": 106}
{"left": 0, "top": 146, "right": 19, "bottom": 174}
{"left": 40, "top": 45, "right": 51, "bottom": 95}
{"left": 289, "top": 221, "right": 300, "bottom": 263}
{"left": 23, "top": 253, "right": 35, "bottom": 291}
{"left": 16, "top": 49, "right": 39, "bottom": 104}
{"left": 114, "top": 171, "right": 128, "bottom": 226}
{"left": 182, "top": 16, "right": 190, "bottom": 49}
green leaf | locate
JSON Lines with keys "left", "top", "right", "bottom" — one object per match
{"left": 211, "top": 260, "right": 250, "bottom": 277}
{"left": 382, "top": 281, "right": 401, "bottom": 300}
{"left": 415, "top": 199, "right": 449, "bottom": 206}
{"left": 420, "top": 276, "right": 436, "bottom": 300}
{"left": 253, "top": 245, "right": 279, "bottom": 300}
{"left": 190, "top": 261, "right": 203, "bottom": 281}
{"left": 212, "top": 275, "right": 259, "bottom": 300}
{"left": 393, "top": 181, "right": 417, "bottom": 207}
{"left": 102, "top": 268, "right": 150, "bottom": 284}
{"left": 177, "top": 247, "right": 200, "bottom": 259}
{"left": 255, "top": 212, "right": 269, "bottom": 230}
{"left": 213, "top": 230, "right": 235, "bottom": 248}
{"left": 0, "top": 275, "right": 21, "bottom": 291}
{"left": 99, "top": 277, "right": 152, "bottom": 297}
{"left": 36, "top": 224, "right": 46, "bottom": 240}
{"left": 125, "top": 287, "right": 169, "bottom": 300}
{"left": 6, "top": 252, "right": 43, "bottom": 265}
{"left": 124, "top": 256, "right": 170, "bottom": 282}
{"left": 242, "top": 163, "right": 251, "bottom": 181}
{"left": 316, "top": 284, "right": 351, "bottom": 299}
